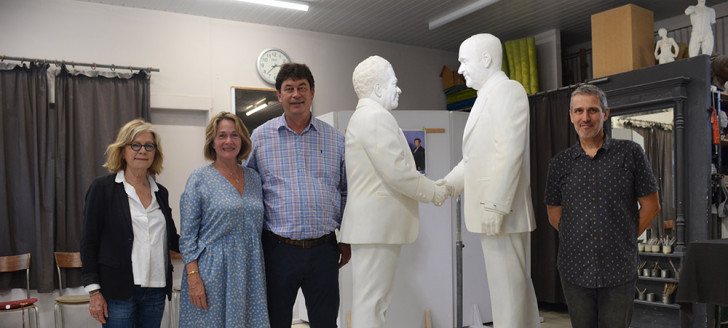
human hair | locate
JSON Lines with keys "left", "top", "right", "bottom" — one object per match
{"left": 103, "top": 119, "right": 164, "bottom": 176}
{"left": 276, "top": 63, "right": 315, "bottom": 91}
{"left": 414, "top": 138, "right": 421, "bottom": 143}
{"left": 203, "top": 112, "right": 251, "bottom": 162}
{"left": 463, "top": 33, "right": 503, "bottom": 70}
{"left": 570, "top": 84, "right": 608, "bottom": 111}
{"left": 352, "top": 55, "right": 391, "bottom": 99}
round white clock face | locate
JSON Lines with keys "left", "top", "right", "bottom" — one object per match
{"left": 257, "top": 48, "right": 291, "bottom": 85}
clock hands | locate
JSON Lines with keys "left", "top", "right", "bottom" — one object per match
{"left": 266, "top": 64, "right": 280, "bottom": 74}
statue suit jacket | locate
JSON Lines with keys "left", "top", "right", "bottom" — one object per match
{"left": 445, "top": 72, "right": 536, "bottom": 234}
{"left": 341, "top": 98, "right": 436, "bottom": 244}
{"left": 80, "top": 173, "right": 180, "bottom": 300}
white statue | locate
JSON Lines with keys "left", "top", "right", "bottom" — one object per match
{"left": 437, "top": 34, "right": 540, "bottom": 327}
{"left": 686, "top": 0, "right": 716, "bottom": 57}
{"left": 655, "top": 28, "right": 679, "bottom": 64}
{"left": 340, "top": 55, "right": 449, "bottom": 328}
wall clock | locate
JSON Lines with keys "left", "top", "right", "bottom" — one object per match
{"left": 257, "top": 48, "right": 291, "bottom": 85}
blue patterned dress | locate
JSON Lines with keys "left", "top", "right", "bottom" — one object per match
{"left": 179, "top": 164, "right": 270, "bottom": 327}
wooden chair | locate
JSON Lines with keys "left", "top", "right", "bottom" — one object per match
{"left": 0, "top": 253, "right": 39, "bottom": 327}
{"left": 169, "top": 250, "right": 182, "bottom": 328}
{"left": 53, "top": 252, "right": 89, "bottom": 328}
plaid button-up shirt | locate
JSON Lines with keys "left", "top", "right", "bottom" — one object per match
{"left": 247, "top": 114, "right": 347, "bottom": 240}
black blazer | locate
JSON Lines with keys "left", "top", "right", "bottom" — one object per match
{"left": 81, "top": 173, "right": 180, "bottom": 300}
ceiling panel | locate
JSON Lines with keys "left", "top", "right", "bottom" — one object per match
{"left": 75, "top": 0, "right": 728, "bottom": 52}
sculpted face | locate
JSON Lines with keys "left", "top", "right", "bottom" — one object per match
{"left": 458, "top": 40, "right": 488, "bottom": 90}
{"left": 379, "top": 65, "right": 401, "bottom": 111}
{"left": 570, "top": 93, "right": 610, "bottom": 140}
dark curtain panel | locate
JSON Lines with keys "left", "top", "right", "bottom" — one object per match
{"left": 528, "top": 86, "right": 578, "bottom": 304}
{"left": 625, "top": 124, "right": 675, "bottom": 238}
{"left": 54, "top": 66, "right": 150, "bottom": 287}
{"left": 0, "top": 63, "right": 55, "bottom": 292}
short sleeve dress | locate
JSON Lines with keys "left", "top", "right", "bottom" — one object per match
{"left": 179, "top": 164, "right": 270, "bottom": 327}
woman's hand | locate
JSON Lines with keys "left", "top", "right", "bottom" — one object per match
{"left": 187, "top": 272, "right": 208, "bottom": 310}
{"left": 88, "top": 291, "right": 108, "bottom": 324}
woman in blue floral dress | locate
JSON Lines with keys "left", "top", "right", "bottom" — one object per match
{"left": 179, "top": 112, "right": 269, "bottom": 327}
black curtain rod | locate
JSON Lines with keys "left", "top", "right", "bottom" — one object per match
{"left": 1, "top": 55, "right": 159, "bottom": 72}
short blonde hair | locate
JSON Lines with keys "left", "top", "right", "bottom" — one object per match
{"left": 204, "top": 112, "right": 252, "bottom": 162}
{"left": 103, "top": 119, "right": 164, "bottom": 176}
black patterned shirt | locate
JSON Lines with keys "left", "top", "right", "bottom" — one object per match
{"left": 545, "top": 136, "right": 658, "bottom": 288}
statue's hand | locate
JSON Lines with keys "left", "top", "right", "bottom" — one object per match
{"left": 432, "top": 183, "right": 450, "bottom": 206}
{"left": 481, "top": 210, "right": 504, "bottom": 236}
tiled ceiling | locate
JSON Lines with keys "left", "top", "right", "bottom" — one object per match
{"left": 76, "top": 0, "right": 727, "bottom": 52}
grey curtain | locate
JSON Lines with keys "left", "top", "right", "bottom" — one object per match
{"left": 0, "top": 63, "right": 56, "bottom": 292}
{"left": 528, "top": 86, "right": 578, "bottom": 304}
{"left": 54, "top": 66, "right": 150, "bottom": 288}
{"left": 625, "top": 124, "right": 674, "bottom": 238}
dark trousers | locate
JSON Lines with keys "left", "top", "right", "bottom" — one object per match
{"left": 560, "top": 275, "right": 636, "bottom": 328}
{"left": 263, "top": 233, "right": 340, "bottom": 328}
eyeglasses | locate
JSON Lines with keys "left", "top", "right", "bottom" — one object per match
{"left": 128, "top": 143, "right": 156, "bottom": 152}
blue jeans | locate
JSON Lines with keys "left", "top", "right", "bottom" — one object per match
{"left": 262, "top": 233, "right": 340, "bottom": 328}
{"left": 560, "top": 276, "right": 636, "bottom": 328}
{"left": 104, "top": 285, "right": 166, "bottom": 328}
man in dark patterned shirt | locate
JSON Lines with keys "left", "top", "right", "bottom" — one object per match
{"left": 545, "top": 84, "right": 661, "bottom": 328}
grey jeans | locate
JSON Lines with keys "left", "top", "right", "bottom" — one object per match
{"left": 560, "top": 276, "right": 636, "bottom": 328}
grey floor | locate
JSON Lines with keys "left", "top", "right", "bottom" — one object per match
{"left": 291, "top": 309, "right": 573, "bottom": 328}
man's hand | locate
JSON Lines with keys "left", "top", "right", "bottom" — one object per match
{"left": 432, "top": 183, "right": 450, "bottom": 206}
{"left": 481, "top": 211, "right": 504, "bottom": 236}
{"left": 338, "top": 242, "right": 351, "bottom": 269}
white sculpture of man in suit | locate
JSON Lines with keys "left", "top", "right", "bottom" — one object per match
{"left": 340, "top": 55, "right": 449, "bottom": 328}
{"left": 437, "top": 34, "right": 540, "bottom": 327}
{"left": 686, "top": 0, "right": 716, "bottom": 57}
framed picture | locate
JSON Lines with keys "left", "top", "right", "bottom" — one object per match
{"left": 403, "top": 130, "right": 426, "bottom": 175}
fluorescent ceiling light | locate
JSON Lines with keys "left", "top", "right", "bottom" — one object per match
{"left": 428, "top": 0, "right": 500, "bottom": 30}
{"left": 235, "top": 0, "right": 309, "bottom": 12}
{"left": 246, "top": 103, "right": 268, "bottom": 116}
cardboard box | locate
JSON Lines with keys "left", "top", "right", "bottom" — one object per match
{"left": 591, "top": 4, "right": 654, "bottom": 78}
{"left": 440, "top": 66, "right": 466, "bottom": 90}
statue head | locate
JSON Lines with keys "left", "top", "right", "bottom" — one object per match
{"left": 458, "top": 33, "right": 503, "bottom": 90}
{"left": 353, "top": 55, "right": 401, "bottom": 111}
{"left": 658, "top": 28, "right": 668, "bottom": 38}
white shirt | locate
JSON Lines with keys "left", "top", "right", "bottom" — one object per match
{"left": 119, "top": 171, "right": 168, "bottom": 287}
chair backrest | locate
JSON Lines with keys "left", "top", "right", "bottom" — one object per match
{"left": 170, "top": 250, "right": 182, "bottom": 261}
{"left": 0, "top": 253, "right": 32, "bottom": 299}
{"left": 54, "top": 252, "right": 82, "bottom": 296}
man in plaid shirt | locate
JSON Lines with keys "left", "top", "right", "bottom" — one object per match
{"left": 247, "top": 63, "right": 349, "bottom": 328}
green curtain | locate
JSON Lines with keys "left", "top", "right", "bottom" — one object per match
{"left": 503, "top": 36, "right": 539, "bottom": 95}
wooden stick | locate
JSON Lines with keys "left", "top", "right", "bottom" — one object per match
{"left": 425, "top": 310, "right": 432, "bottom": 328}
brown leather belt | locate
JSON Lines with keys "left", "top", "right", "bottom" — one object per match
{"left": 263, "top": 230, "right": 335, "bottom": 249}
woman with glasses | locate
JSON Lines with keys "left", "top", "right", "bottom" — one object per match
{"left": 81, "top": 119, "right": 180, "bottom": 328}
{"left": 178, "top": 112, "right": 269, "bottom": 327}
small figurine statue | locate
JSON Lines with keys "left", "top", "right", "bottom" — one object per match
{"left": 654, "top": 28, "right": 679, "bottom": 64}
{"left": 685, "top": 0, "right": 716, "bottom": 57}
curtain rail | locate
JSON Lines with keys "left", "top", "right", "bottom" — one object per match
{"left": 0, "top": 55, "right": 159, "bottom": 72}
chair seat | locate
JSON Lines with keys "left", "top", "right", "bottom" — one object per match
{"left": 55, "top": 294, "right": 90, "bottom": 304}
{"left": 0, "top": 303, "right": 38, "bottom": 313}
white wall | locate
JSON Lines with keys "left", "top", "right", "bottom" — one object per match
{"left": 0, "top": 0, "right": 458, "bottom": 227}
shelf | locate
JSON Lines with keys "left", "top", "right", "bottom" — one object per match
{"left": 634, "top": 299, "right": 680, "bottom": 309}
{"left": 638, "top": 276, "right": 679, "bottom": 283}
{"left": 638, "top": 251, "right": 684, "bottom": 258}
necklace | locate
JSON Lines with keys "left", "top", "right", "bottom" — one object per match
{"left": 215, "top": 163, "right": 242, "bottom": 185}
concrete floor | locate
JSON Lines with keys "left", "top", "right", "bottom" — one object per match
{"left": 291, "top": 309, "right": 573, "bottom": 328}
